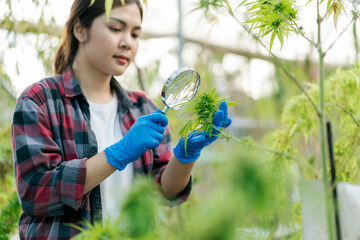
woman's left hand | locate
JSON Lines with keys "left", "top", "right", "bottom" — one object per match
{"left": 173, "top": 101, "right": 232, "bottom": 164}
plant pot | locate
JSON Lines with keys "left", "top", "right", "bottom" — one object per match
{"left": 301, "top": 180, "right": 333, "bottom": 240}
{"left": 301, "top": 180, "right": 360, "bottom": 240}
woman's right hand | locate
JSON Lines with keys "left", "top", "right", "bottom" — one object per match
{"left": 104, "top": 109, "right": 168, "bottom": 171}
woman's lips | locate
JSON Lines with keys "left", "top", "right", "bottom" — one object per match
{"left": 115, "top": 56, "right": 128, "bottom": 64}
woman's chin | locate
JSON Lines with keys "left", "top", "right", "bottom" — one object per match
{"left": 109, "top": 69, "right": 126, "bottom": 77}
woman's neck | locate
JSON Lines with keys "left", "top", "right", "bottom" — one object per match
{"left": 72, "top": 57, "right": 113, "bottom": 104}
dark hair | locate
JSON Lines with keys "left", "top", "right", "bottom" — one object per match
{"left": 54, "top": 0, "right": 143, "bottom": 74}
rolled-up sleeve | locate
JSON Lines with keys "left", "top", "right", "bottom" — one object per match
{"left": 12, "top": 96, "right": 88, "bottom": 217}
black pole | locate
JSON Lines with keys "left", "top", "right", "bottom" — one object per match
{"left": 326, "top": 121, "right": 341, "bottom": 240}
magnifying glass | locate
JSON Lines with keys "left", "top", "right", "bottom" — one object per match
{"left": 161, "top": 67, "right": 201, "bottom": 114}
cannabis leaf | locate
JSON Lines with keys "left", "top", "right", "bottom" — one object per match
{"left": 244, "top": 0, "right": 299, "bottom": 52}
{"left": 179, "top": 89, "right": 237, "bottom": 152}
{"left": 104, "top": 0, "right": 126, "bottom": 21}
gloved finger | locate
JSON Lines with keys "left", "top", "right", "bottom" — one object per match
{"left": 148, "top": 122, "right": 166, "bottom": 134}
{"left": 213, "top": 110, "right": 224, "bottom": 128}
{"left": 220, "top": 101, "right": 231, "bottom": 128}
{"left": 186, "top": 133, "right": 207, "bottom": 149}
{"left": 223, "top": 118, "right": 232, "bottom": 128}
{"left": 189, "top": 133, "right": 206, "bottom": 144}
{"left": 145, "top": 138, "right": 161, "bottom": 149}
{"left": 219, "top": 101, "right": 228, "bottom": 119}
{"left": 152, "top": 131, "right": 164, "bottom": 143}
{"left": 145, "top": 111, "right": 168, "bottom": 127}
{"left": 153, "top": 109, "right": 162, "bottom": 114}
{"left": 206, "top": 135, "right": 218, "bottom": 146}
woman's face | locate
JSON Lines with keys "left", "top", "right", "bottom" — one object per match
{"left": 81, "top": 3, "right": 142, "bottom": 76}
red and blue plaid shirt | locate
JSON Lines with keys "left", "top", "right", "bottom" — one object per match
{"left": 11, "top": 66, "right": 191, "bottom": 240}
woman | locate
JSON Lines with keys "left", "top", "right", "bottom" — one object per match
{"left": 11, "top": 0, "right": 232, "bottom": 239}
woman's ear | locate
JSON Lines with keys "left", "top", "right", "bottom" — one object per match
{"left": 73, "top": 19, "right": 87, "bottom": 43}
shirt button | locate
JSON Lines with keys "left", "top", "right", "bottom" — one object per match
{"left": 90, "top": 147, "right": 97, "bottom": 153}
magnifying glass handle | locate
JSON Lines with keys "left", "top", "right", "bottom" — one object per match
{"left": 161, "top": 106, "right": 169, "bottom": 114}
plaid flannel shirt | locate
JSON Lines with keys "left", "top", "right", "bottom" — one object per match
{"left": 12, "top": 66, "right": 192, "bottom": 240}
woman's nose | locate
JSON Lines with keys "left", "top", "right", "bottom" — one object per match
{"left": 118, "top": 33, "right": 132, "bottom": 49}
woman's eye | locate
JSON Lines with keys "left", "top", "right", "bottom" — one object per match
{"left": 109, "top": 27, "right": 121, "bottom": 32}
{"left": 132, "top": 34, "right": 139, "bottom": 38}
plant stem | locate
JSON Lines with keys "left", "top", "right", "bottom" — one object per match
{"left": 277, "top": 11, "right": 317, "bottom": 47}
{"left": 324, "top": 18, "right": 356, "bottom": 56}
{"left": 228, "top": 13, "right": 321, "bottom": 116}
{"left": 217, "top": 128, "right": 318, "bottom": 175}
{"left": 353, "top": 14, "right": 359, "bottom": 62}
{"left": 325, "top": 103, "right": 360, "bottom": 127}
{"left": 317, "top": 1, "right": 336, "bottom": 239}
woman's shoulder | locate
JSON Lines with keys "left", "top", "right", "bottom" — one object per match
{"left": 18, "top": 74, "right": 64, "bottom": 102}
{"left": 125, "top": 89, "right": 149, "bottom": 102}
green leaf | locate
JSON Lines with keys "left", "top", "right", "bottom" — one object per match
{"left": 238, "top": 0, "right": 248, "bottom": 8}
{"left": 331, "top": 2, "right": 345, "bottom": 29}
{"left": 277, "top": 29, "right": 284, "bottom": 47}
{"left": 327, "top": 0, "right": 332, "bottom": 12}
{"left": 269, "top": 32, "right": 276, "bottom": 52}
{"left": 105, "top": 0, "right": 114, "bottom": 21}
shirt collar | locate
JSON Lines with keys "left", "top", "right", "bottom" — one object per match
{"left": 110, "top": 77, "right": 133, "bottom": 110}
{"left": 62, "top": 65, "right": 83, "bottom": 98}
{"left": 61, "top": 65, "right": 133, "bottom": 110}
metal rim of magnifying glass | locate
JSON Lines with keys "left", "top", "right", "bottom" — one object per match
{"left": 161, "top": 67, "right": 201, "bottom": 113}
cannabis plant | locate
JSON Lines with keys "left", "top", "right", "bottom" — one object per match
{"left": 194, "top": 0, "right": 358, "bottom": 238}
{"left": 72, "top": 176, "right": 163, "bottom": 240}
{"left": 178, "top": 88, "right": 236, "bottom": 150}
{"left": 243, "top": 0, "right": 300, "bottom": 51}
{"left": 266, "top": 63, "right": 360, "bottom": 183}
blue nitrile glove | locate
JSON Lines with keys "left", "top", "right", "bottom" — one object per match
{"left": 104, "top": 109, "right": 168, "bottom": 171}
{"left": 173, "top": 101, "right": 232, "bottom": 164}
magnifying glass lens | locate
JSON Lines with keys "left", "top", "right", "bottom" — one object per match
{"left": 161, "top": 68, "right": 200, "bottom": 114}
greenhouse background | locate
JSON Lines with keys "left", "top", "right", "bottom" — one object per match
{"left": 1, "top": 0, "right": 360, "bottom": 239}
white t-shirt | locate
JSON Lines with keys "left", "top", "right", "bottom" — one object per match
{"left": 88, "top": 93, "right": 134, "bottom": 223}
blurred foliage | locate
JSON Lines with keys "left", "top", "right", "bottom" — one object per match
{"left": 0, "top": 125, "right": 20, "bottom": 240}
{"left": 186, "top": 145, "right": 295, "bottom": 239}
{"left": 192, "top": 0, "right": 231, "bottom": 23}
{"left": 265, "top": 63, "right": 360, "bottom": 183}
{"left": 73, "top": 176, "right": 163, "bottom": 240}
{"left": 0, "top": 192, "right": 21, "bottom": 240}
{"left": 0, "top": 66, "right": 16, "bottom": 126}
{"left": 0, "top": 126, "right": 12, "bottom": 182}
{"left": 73, "top": 144, "right": 298, "bottom": 239}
